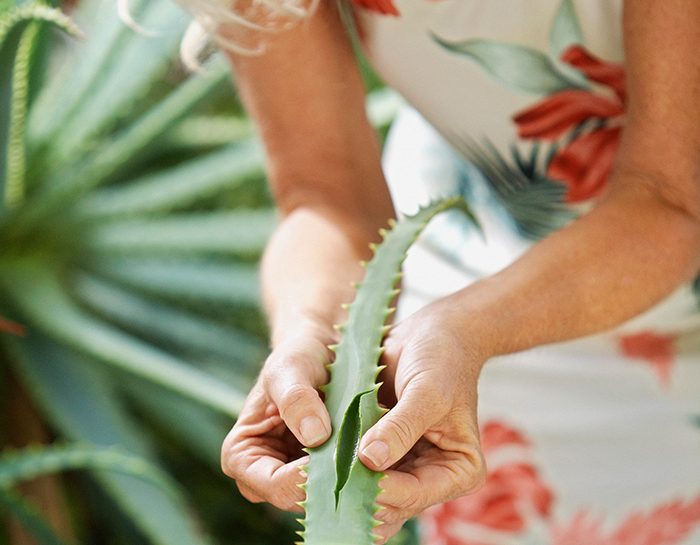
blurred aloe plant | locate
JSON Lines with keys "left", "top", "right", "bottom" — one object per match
{"left": 0, "top": 0, "right": 401, "bottom": 542}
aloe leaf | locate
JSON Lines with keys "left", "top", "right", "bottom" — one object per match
{"left": 3, "top": 264, "right": 246, "bottom": 416}
{"left": 72, "top": 273, "right": 265, "bottom": 367}
{"left": 89, "top": 256, "right": 260, "bottom": 307}
{"left": 0, "top": 3, "right": 81, "bottom": 200}
{"left": 84, "top": 209, "right": 276, "bottom": 256}
{"left": 45, "top": 0, "right": 190, "bottom": 165}
{"left": 432, "top": 36, "right": 587, "bottom": 94}
{"left": 119, "top": 379, "right": 233, "bottom": 468}
{"left": 163, "top": 115, "right": 254, "bottom": 150}
{"left": 75, "top": 140, "right": 264, "bottom": 218}
{"left": 0, "top": 487, "right": 73, "bottom": 545}
{"left": 302, "top": 198, "right": 476, "bottom": 545}
{"left": 27, "top": 0, "right": 147, "bottom": 146}
{"left": 0, "top": 444, "right": 173, "bottom": 493}
{"left": 0, "top": 4, "right": 80, "bottom": 49}
{"left": 7, "top": 56, "right": 230, "bottom": 235}
{"left": 6, "top": 335, "right": 216, "bottom": 545}
{"left": 4, "top": 21, "right": 37, "bottom": 208}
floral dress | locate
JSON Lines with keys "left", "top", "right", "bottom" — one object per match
{"left": 350, "top": 1, "right": 700, "bottom": 544}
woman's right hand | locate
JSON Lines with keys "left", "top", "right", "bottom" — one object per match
{"left": 221, "top": 325, "right": 333, "bottom": 511}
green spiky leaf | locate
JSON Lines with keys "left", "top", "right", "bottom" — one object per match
{"left": 0, "top": 444, "right": 173, "bottom": 492}
{"left": 302, "top": 197, "right": 477, "bottom": 545}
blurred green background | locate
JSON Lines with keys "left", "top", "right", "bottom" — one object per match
{"left": 0, "top": 0, "right": 406, "bottom": 543}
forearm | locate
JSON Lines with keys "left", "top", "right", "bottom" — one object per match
{"left": 262, "top": 206, "right": 387, "bottom": 349}
{"left": 457, "top": 179, "right": 700, "bottom": 360}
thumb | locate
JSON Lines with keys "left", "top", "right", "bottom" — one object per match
{"left": 358, "top": 384, "right": 436, "bottom": 471}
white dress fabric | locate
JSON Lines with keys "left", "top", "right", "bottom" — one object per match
{"left": 351, "top": 1, "right": 700, "bottom": 544}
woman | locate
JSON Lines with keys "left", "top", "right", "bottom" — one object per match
{"left": 216, "top": 1, "right": 700, "bottom": 543}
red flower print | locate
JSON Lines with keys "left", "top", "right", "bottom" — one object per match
{"left": 352, "top": 0, "right": 399, "bottom": 16}
{"left": 619, "top": 331, "right": 678, "bottom": 386}
{"left": 513, "top": 45, "right": 626, "bottom": 203}
{"left": 562, "top": 46, "right": 626, "bottom": 102}
{"left": 422, "top": 421, "right": 554, "bottom": 544}
{"left": 480, "top": 421, "right": 530, "bottom": 452}
{"left": 552, "top": 495, "right": 700, "bottom": 545}
{"left": 0, "top": 316, "right": 25, "bottom": 336}
{"left": 548, "top": 125, "right": 622, "bottom": 203}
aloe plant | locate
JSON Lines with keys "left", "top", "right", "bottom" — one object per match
{"left": 0, "top": 0, "right": 402, "bottom": 541}
{"left": 301, "top": 197, "right": 476, "bottom": 545}
{"left": 0, "top": 443, "right": 176, "bottom": 545}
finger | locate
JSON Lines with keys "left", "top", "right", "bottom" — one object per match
{"left": 237, "top": 482, "right": 264, "bottom": 504}
{"left": 376, "top": 452, "right": 485, "bottom": 521}
{"left": 359, "top": 384, "right": 440, "bottom": 471}
{"left": 373, "top": 520, "right": 404, "bottom": 545}
{"left": 243, "top": 455, "right": 309, "bottom": 512}
{"left": 263, "top": 354, "right": 332, "bottom": 448}
{"left": 376, "top": 470, "right": 422, "bottom": 522}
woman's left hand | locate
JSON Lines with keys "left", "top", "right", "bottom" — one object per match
{"left": 358, "top": 295, "right": 487, "bottom": 543}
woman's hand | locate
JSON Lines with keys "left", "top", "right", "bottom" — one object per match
{"left": 221, "top": 325, "right": 333, "bottom": 512}
{"left": 361, "top": 297, "right": 487, "bottom": 543}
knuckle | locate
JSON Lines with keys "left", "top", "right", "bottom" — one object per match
{"left": 279, "top": 498, "right": 300, "bottom": 512}
{"left": 455, "top": 450, "right": 487, "bottom": 497}
{"left": 395, "top": 489, "right": 423, "bottom": 514}
{"left": 237, "top": 484, "right": 263, "bottom": 504}
{"left": 279, "top": 384, "right": 314, "bottom": 414}
{"left": 389, "top": 414, "right": 418, "bottom": 450}
{"left": 220, "top": 445, "right": 236, "bottom": 479}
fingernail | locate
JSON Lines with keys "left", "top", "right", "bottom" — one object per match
{"left": 362, "top": 441, "right": 389, "bottom": 468}
{"left": 300, "top": 416, "right": 327, "bottom": 445}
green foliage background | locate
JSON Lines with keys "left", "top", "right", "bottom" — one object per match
{"left": 0, "top": 0, "right": 404, "bottom": 543}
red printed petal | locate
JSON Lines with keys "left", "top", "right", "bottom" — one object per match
{"left": 480, "top": 421, "right": 530, "bottom": 453}
{"left": 552, "top": 511, "right": 609, "bottom": 545}
{"left": 562, "top": 45, "right": 626, "bottom": 101}
{"left": 619, "top": 331, "right": 678, "bottom": 386}
{"left": 421, "top": 421, "right": 554, "bottom": 539}
{"left": 0, "top": 316, "right": 26, "bottom": 336}
{"left": 611, "top": 496, "right": 700, "bottom": 545}
{"left": 547, "top": 126, "right": 621, "bottom": 202}
{"left": 351, "top": 0, "right": 399, "bottom": 16}
{"left": 553, "top": 496, "right": 700, "bottom": 545}
{"left": 513, "top": 90, "right": 623, "bottom": 140}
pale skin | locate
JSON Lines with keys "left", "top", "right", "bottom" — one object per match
{"left": 220, "top": 1, "right": 700, "bottom": 542}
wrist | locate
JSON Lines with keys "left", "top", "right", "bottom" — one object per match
{"left": 270, "top": 309, "right": 339, "bottom": 350}
{"left": 439, "top": 284, "right": 503, "bottom": 366}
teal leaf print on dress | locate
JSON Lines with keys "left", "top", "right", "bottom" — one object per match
{"left": 450, "top": 134, "right": 573, "bottom": 239}
{"left": 549, "top": 0, "right": 584, "bottom": 58}
{"left": 432, "top": 37, "right": 589, "bottom": 95}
